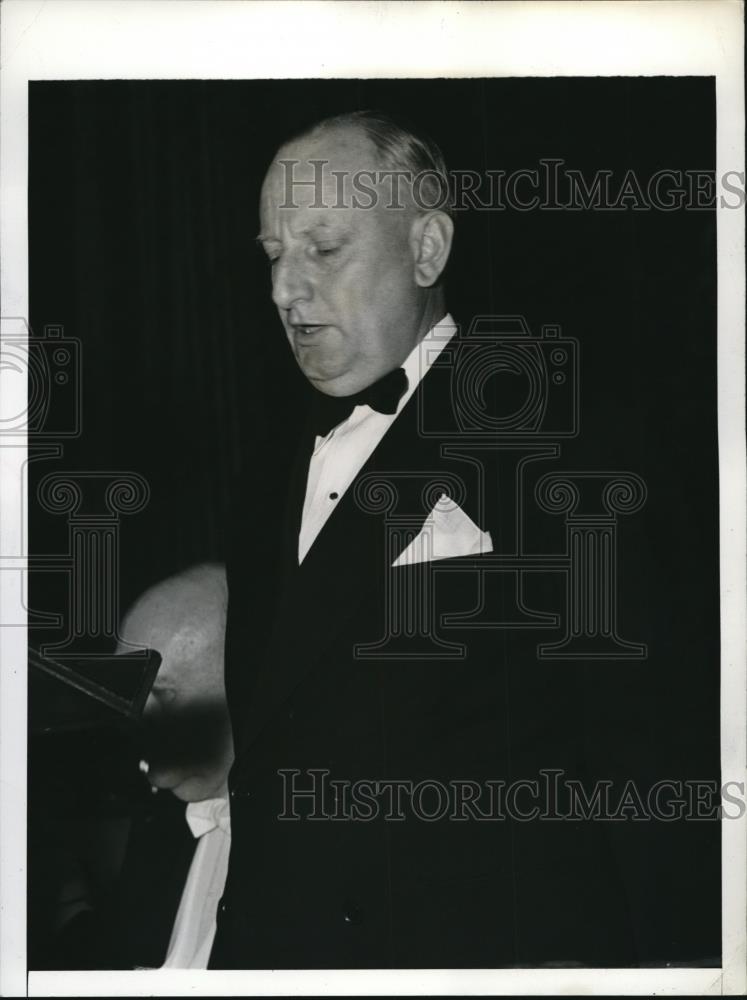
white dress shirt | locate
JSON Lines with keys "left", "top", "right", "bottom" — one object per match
{"left": 298, "top": 314, "right": 457, "bottom": 564}
{"left": 161, "top": 796, "right": 231, "bottom": 969}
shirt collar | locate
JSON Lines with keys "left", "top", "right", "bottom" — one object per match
{"left": 185, "top": 796, "right": 230, "bottom": 838}
{"left": 399, "top": 312, "right": 457, "bottom": 412}
{"left": 312, "top": 313, "right": 457, "bottom": 449}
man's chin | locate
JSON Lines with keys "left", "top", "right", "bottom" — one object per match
{"left": 170, "top": 784, "right": 200, "bottom": 803}
{"left": 302, "top": 365, "right": 372, "bottom": 397}
{"left": 159, "top": 775, "right": 226, "bottom": 803}
{"left": 293, "top": 348, "right": 355, "bottom": 393}
{"left": 308, "top": 378, "right": 355, "bottom": 397}
{"left": 297, "top": 361, "right": 350, "bottom": 392}
{"left": 147, "top": 768, "right": 194, "bottom": 800}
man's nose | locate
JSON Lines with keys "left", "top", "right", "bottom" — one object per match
{"left": 271, "top": 252, "right": 313, "bottom": 311}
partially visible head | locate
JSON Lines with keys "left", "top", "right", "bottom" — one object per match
{"left": 259, "top": 110, "right": 454, "bottom": 396}
{"left": 117, "top": 563, "right": 233, "bottom": 802}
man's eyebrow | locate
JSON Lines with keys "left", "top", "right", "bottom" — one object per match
{"left": 255, "top": 222, "right": 347, "bottom": 247}
{"left": 303, "top": 221, "right": 339, "bottom": 235}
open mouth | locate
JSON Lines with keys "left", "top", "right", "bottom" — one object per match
{"left": 292, "top": 323, "right": 328, "bottom": 337}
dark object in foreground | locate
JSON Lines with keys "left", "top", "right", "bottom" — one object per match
{"left": 28, "top": 645, "right": 164, "bottom": 969}
{"left": 29, "top": 647, "right": 161, "bottom": 733}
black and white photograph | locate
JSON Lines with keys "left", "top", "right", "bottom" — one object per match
{"left": 1, "top": 1, "right": 744, "bottom": 995}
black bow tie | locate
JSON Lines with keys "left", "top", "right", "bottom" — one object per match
{"left": 311, "top": 367, "right": 409, "bottom": 438}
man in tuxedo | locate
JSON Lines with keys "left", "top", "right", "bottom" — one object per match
{"left": 211, "top": 111, "right": 636, "bottom": 969}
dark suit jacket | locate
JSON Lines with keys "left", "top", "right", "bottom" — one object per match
{"left": 211, "top": 324, "right": 638, "bottom": 969}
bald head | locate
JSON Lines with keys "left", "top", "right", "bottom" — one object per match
{"left": 117, "top": 564, "right": 233, "bottom": 802}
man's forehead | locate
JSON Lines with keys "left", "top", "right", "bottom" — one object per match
{"left": 260, "top": 125, "right": 383, "bottom": 212}
{"left": 278, "top": 124, "right": 379, "bottom": 176}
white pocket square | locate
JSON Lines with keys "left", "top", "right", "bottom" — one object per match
{"left": 392, "top": 494, "right": 493, "bottom": 567}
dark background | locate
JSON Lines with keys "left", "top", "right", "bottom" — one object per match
{"left": 28, "top": 78, "right": 720, "bottom": 966}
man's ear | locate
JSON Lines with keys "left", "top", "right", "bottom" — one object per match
{"left": 410, "top": 211, "right": 454, "bottom": 288}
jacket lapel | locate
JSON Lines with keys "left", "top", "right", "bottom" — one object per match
{"left": 234, "top": 357, "right": 455, "bottom": 759}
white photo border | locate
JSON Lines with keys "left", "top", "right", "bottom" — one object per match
{"left": 1, "top": 1, "right": 744, "bottom": 996}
